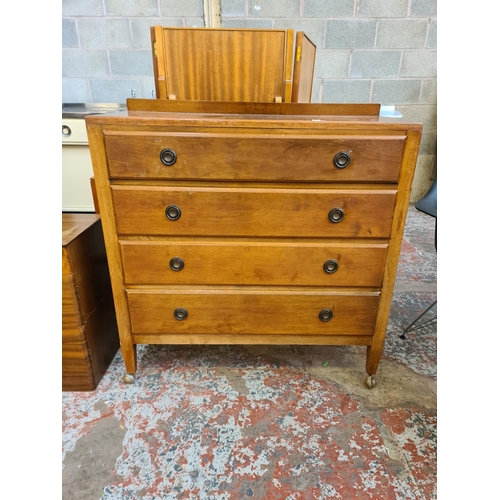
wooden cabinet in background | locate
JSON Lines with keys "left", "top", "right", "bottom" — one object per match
{"left": 62, "top": 214, "right": 119, "bottom": 391}
{"left": 86, "top": 100, "right": 422, "bottom": 388}
{"left": 150, "top": 27, "right": 316, "bottom": 103}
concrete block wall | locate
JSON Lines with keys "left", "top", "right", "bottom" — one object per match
{"left": 62, "top": 0, "right": 437, "bottom": 201}
{"left": 62, "top": 0, "right": 204, "bottom": 102}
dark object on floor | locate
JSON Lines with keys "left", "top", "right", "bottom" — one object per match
{"left": 400, "top": 180, "right": 437, "bottom": 339}
{"left": 416, "top": 179, "right": 437, "bottom": 218}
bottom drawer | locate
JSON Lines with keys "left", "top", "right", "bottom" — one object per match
{"left": 127, "top": 289, "right": 379, "bottom": 336}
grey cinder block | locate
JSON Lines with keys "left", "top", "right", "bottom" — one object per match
{"left": 314, "top": 49, "right": 350, "bottom": 79}
{"left": 427, "top": 20, "right": 437, "bottom": 49}
{"left": 419, "top": 132, "right": 437, "bottom": 155}
{"left": 397, "top": 104, "right": 436, "bottom": 131}
{"left": 185, "top": 17, "right": 205, "bottom": 27}
{"left": 401, "top": 50, "right": 437, "bottom": 77}
{"left": 62, "top": 50, "right": 110, "bottom": 77}
{"left": 249, "top": 0, "right": 300, "bottom": 18}
{"left": 221, "top": 0, "right": 247, "bottom": 17}
{"left": 62, "top": 78, "right": 90, "bottom": 103}
{"left": 420, "top": 79, "right": 436, "bottom": 105}
{"left": 350, "top": 50, "right": 401, "bottom": 78}
{"left": 357, "top": 0, "right": 408, "bottom": 18}
{"left": 326, "top": 20, "right": 376, "bottom": 48}
{"left": 105, "top": 0, "right": 159, "bottom": 16}
{"left": 303, "top": 0, "right": 354, "bottom": 17}
{"left": 373, "top": 80, "right": 422, "bottom": 105}
{"left": 78, "top": 18, "right": 132, "bottom": 48}
{"left": 160, "top": 0, "right": 203, "bottom": 16}
{"left": 62, "top": 0, "right": 103, "bottom": 16}
{"left": 323, "top": 79, "right": 372, "bottom": 103}
{"left": 377, "top": 20, "right": 428, "bottom": 49}
{"left": 311, "top": 79, "right": 322, "bottom": 103}
{"left": 411, "top": 0, "right": 437, "bottom": 17}
{"left": 63, "top": 19, "right": 79, "bottom": 48}
{"left": 109, "top": 50, "right": 154, "bottom": 77}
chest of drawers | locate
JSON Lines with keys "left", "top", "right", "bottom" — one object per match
{"left": 86, "top": 100, "right": 422, "bottom": 388}
{"left": 62, "top": 214, "right": 120, "bottom": 391}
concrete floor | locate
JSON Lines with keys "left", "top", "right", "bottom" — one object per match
{"left": 62, "top": 205, "right": 437, "bottom": 499}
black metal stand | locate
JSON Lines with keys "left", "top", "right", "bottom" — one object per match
{"left": 399, "top": 299, "right": 437, "bottom": 339}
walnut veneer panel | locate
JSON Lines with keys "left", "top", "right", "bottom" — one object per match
{"left": 151, "top": 27, "right": 293, "bottom": 102}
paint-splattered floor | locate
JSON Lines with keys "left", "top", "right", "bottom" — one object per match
{"left": 62, "top": 205, "right": 437, "bottom": 500}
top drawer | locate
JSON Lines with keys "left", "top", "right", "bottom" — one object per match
{"left": 104, "top": 131, "right": 405, "bottom": 182}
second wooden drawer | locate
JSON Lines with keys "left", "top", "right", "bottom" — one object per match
{"left": 112, "top": 186, "right": 397, "bottom": 238}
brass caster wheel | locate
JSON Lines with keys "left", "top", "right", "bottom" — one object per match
{"left": 365, "top": 375, "right": 376, "bottom": 389}
{"left": 123, "top": 374, "right": 136, "bottom": 384}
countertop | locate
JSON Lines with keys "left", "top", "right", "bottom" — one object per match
{"left": 62, "top": 103, "right": 127, "bottom": 119}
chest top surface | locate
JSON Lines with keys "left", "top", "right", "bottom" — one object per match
{"left": 62, "top": 214, "right": 100, "bottom": 247}
{"left": 85, "top": 100, "right": 422, "bottom": 134}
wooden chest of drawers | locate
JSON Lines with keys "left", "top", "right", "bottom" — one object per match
{"left": 62, "top": 214, "right": 120, "bottom": 391}
{"left": 86, "top": 100, "right": 422, "bottom": 388}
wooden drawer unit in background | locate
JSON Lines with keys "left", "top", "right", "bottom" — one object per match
{"left": 62, "top": 214, "right": 120, "bottom": 391}
{"left": 86, "top": 100, "right": 422, "bottom": 388}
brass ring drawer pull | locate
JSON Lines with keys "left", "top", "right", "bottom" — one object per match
{"left": 160, "top": 148, "right": 177, "bottom": 166}
{"left": 169, "top": 257, "right": 184, "bottom": 271}
{"left": 333, "top": 151, "right": 351, "bottom": 169}
{"left": 328, "top": 207, "right": 344, "bottom": 223}
{"left": 174, "top": 307, "right": 188, "bottom": 320}
{"left": 323, "top": 260, "right": 339, "bottom": 274}
{"left": 165, "top": 205, "right": 181, "bottom": 220}
{"left": 319, "top": 309, "right": 333, "bottom": 322}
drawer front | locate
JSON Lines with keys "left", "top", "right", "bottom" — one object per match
{"left": 127, "top": 290, "right": 380, "bottom": 335}
{"left": 121, "top": 241, "right": 388, "bottom": 287}
{"left": 112, "top": 186, "right": 396, "bottom": 238}
{"left": 104, "top": 132, "right": 405, "bottom": 182}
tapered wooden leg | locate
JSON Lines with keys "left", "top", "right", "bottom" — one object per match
{"left": 121, "top": 341, "right": 137, "bottom": 383}
{"left": 366, "top": 345, "right": 382, "bottom": 375}
{"left": 365, "top": 344, "right": 383, "bottom": 389}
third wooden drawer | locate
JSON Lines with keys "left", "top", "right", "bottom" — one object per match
{"left": 120, "top": 240, "right": 388, "bottom": 287}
